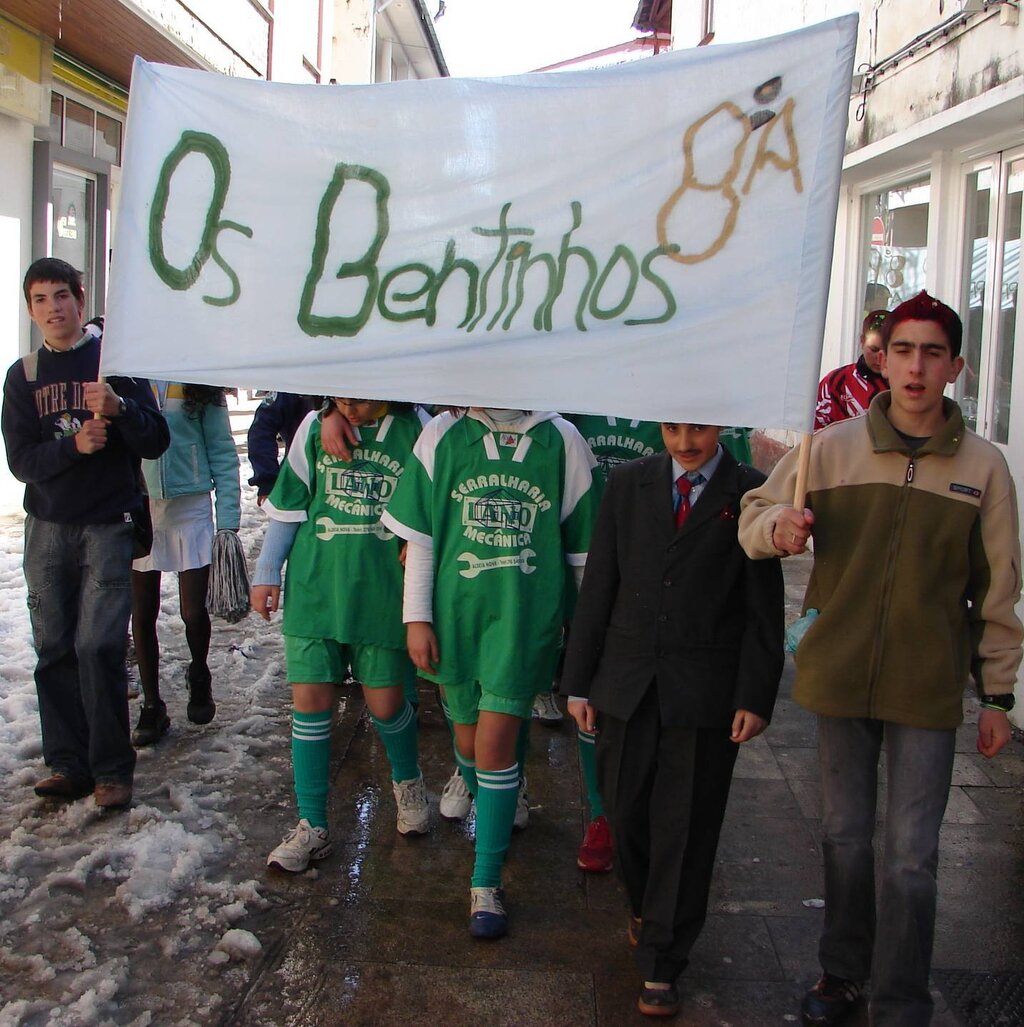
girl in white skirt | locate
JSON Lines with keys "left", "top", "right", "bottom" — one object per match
{"left": 131, "top": 383, "right": 240, "bottom": 745}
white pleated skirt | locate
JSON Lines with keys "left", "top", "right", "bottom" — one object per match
{"left": 132, "top": 493, "right": 214, "bottom": 573}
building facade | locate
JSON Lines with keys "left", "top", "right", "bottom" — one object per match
{"left": 670, "top": 0, "right": 1024, "bottom": 716}
{"left": 0, "top": 0, "right": 446, "bottom": 509}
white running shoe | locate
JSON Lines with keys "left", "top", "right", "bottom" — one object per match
{"left": 531, "top": 690, "right": 563, "bottom": 723}
{"left": 393, "top": 774, "right": 429, "bottom": 835}
{"left": 439, "top": 768, "right": 473, "bottom": 820}
{"left": 267, "top": 819, "right": 332, "bottom": 872}
{"left": 513, "top": 776, "right": 529, "bottom": 830}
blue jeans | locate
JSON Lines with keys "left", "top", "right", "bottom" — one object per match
{"left": 24, "top": 515, "right": 136, "bottom": 785}
{"left": 816, "top": 715, "right": 955, "bottom": 1027}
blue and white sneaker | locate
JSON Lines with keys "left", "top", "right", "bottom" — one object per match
{"left": 469, "top": 886, "right": 508, "bottom": 940}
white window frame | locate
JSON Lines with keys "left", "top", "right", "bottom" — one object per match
{"left": 953, "top": 145, "right": 1024, "bottom": 444}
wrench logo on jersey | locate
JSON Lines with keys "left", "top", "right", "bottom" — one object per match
{"left": 458, "top": 548, "right": 536, "bottom": 578}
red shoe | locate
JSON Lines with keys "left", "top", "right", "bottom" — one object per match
{"left": 576, "top": 815, "right": 614, "bottom": 872}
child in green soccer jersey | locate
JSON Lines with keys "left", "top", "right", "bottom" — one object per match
{"left": 556, "top": 416, "right": 667, "bottom": 876}
{"left": 382, "top": 407, "right": 601, "bottom": 939}
{"left": 252, "top": 398, "right": 429, "bottom": 873}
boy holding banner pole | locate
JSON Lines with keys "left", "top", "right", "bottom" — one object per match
{"left": 739, "top": 291, "right": 1022, "bottom": 1027}
{"left": 2, "top": 258, "right": 169, "bottom": 810}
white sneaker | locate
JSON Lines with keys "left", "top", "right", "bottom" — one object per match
{"left": 393, "top": 774, "right": 429, "bottom": 835}
{"left": 531, "top": 690, "right": 563, "bottom": 723}
{"left": 439, "top": 768, "right": 473, "bottom": 820}
{"left": 267, "top": 819, "right": 332, "bottom": 872}
{"left": 513, "top": 776, "right": 529, "bottom": 831}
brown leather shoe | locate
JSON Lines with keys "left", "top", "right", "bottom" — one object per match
{"left": 34, "top": 773, "right": 94, "bottom": 800}
{"left": 94, "top": 782, "right": 133, "bottom": 809}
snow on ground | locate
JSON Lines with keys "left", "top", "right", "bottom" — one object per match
{"left": 0, "top": 462, "right": 299, "bottom": 1026}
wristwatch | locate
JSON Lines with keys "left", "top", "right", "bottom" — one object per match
{"left": 980, "top": 693, "right": 1015, "bottom": 712}
{"left": 116, "top": 396, "right": 127, "bottom": 417}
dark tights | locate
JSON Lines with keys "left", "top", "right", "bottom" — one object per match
{"left": 131, "top": 567, "right": 211, "bottom": 707}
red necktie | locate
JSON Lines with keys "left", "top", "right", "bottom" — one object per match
{"left": 675, "top": 475, "right": 693, "bottom": 530}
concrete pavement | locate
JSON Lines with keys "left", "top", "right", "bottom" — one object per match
{"left": 5, "top": 543, "right": 1017, "bottom": 1024}
{"left": 223, "top": 552, "right": 1024, "bottom": 1026}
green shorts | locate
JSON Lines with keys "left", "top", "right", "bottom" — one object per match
{"left": 440, "top": 680, "right": 535, "bottom": 724}
{"left": 284, "top": 636, "right": 415, "bottom": 690}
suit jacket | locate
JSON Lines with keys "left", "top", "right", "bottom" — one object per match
{"left": 560, "top": 449, "right": 784, "bottom": 728}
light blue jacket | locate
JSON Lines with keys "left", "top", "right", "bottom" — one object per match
{"left": 140, "top": 383, "right": 241, "bottom": 530}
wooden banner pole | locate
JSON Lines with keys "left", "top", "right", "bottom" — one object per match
{"left": 792, "top": 431, "right": 813, "bottom": 511}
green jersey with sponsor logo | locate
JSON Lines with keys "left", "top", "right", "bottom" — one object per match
{"left": 719, "top": 426, "right": 753, "bottom": 463}
{"left": 382, "top": 411, "right": 600, "bottom": 695}
{"left": 565, "top": 415, "right": 664, "bottom": 483}
{"left": 266, "top": 407, "right": 424, "bottom": 647}
{"left": 567, "top": 414, "right": 753, "bottom": 470}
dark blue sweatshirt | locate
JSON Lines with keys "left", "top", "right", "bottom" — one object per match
{"left": 2, "top": 336, "right": 170, "bottom": 523}
{"left": 246, "top": 392, "right": 322, "bottom": 497}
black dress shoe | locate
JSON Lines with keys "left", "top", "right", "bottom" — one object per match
{"left": 34, "top": 773, "right": 94, "bottom": 800}
{"left": 638, "top": 983, "right": 680, "bottom": 1018}
{"left": 133, "top": 701, "right": 170, "bottom": 746}
{"left": 186, "top": 665, "right": 216, "bottom": 725}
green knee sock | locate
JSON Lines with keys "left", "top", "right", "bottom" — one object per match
{"left": 403, "top": 675, "right": 419, "bottom": 709}
{"left": 455, "top": 748, "right": 478, "bottom": 798}
{"left": 577, "top": 727, "right": 604, "bottom": 819}
{"left": 440, "top": 695, "right": 456, "bottom": 743}
{"left": 292, "top": 710, "right": 332, "bottom": 828}
{"left": 370, "top": 701, "right": 420, "bottom": 783}
{"left": 472, "top": 762, "right": 520, "bottom": 889}
{"left": 515, "top": 718, "right": 530, "bottom": 771}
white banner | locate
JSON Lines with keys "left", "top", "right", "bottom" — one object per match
{"left": 102, "top": 16, "right": 857, "bottom": 431}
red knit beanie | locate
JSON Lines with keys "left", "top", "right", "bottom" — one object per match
{"left": 883, "top": 291, "right": 963, "bottom": 357}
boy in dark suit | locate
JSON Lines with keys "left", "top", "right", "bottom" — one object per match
{"left": 561, "top": 422, "right": 784, "bottom": 1017}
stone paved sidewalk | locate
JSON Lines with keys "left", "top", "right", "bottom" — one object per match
{"left": 221, "top": 553, "right": 1024, "bottom": 1026}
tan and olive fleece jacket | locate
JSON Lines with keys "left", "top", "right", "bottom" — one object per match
{"left": 739, "top": 393, "right": 1022, "bottom": 729}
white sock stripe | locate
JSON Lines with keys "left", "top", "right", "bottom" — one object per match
{"left": 455, "top": 753, "right": 475, "bottom": 771}
{"left": 374, "top": 703, "right": 414, "bottom": 733}
{"left": 577, "top": 729, "right": 596, "bottom": 745}
{"left": 476, "top": 765, "right": 519, "bottom": 788}
{"left": 292, "top": 727, "right": 332, "bottom": 741}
